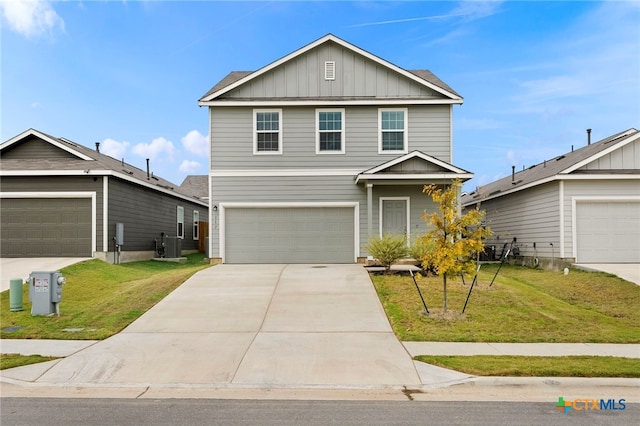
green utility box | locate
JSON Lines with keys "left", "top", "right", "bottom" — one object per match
{"left": 10, "top": 278, "right": 24, "bottom": 312}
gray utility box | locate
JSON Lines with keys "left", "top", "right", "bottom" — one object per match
{"left": 28, "top": 271, "right": 66, "bottom": 316}
{"left": 165, "top": 236, "right": 182, "bottom": 258}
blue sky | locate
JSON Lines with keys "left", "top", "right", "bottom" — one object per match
{"left": 2, "top": 0, "right": 639, "bottom": 190}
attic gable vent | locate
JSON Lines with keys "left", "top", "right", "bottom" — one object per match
{"left": 324, "top": 61, "right": 335, "bottom": 80}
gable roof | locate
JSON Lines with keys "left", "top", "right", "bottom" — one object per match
{"left": 0, "top": 128, "right": 208, "bottom": 207}
{"left": 356, "top": 150, "right": 473, "bottom": 184}
{"left": 462, "top": 128, "right": 640, "bottom": 206}
{"left": 179, "top": 175, "right": 209, "bottom": 200}
{"left": 199, "top": 34, "right": 462, "bottom": 104}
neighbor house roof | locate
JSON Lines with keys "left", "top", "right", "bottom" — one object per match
{"left": 461, "top": 128, "right": 640, "bottom": 206}
{"left": 199, "top": 34, "right": 462, "bottom": 104}
{"left": 0, "top": 128, "right": 208, "bottom": 207}
{"left": 179, "top": 175, "right": 209, "bottom": 200}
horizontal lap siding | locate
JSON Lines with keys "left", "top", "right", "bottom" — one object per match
{"left": 210, "top": 176, "right": 440, "bottom": 258}
{"left": 210, "top": 105, "right": 451, "bottom": 169}
{"left": 481, "top": 182, "right": 560, "bottom": 258}
{"left": 108, "top": 179, "right": 204, "bottom": 252}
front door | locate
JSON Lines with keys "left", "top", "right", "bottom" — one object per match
{"left": 381, "top": 198, "right": 408, "bottom": 238}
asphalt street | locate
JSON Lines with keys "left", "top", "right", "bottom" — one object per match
{"left": 1, "top": 399, "right": 637, "bottom": 426}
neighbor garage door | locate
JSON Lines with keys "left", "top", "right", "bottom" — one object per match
{"left": 1, "top": 198, "right": 92, "bottom": 257}
{"left": 225, "top": 207, "right": 355, "bottom": 263}
{"left": 576, "top": 201, "right": 640, "bottom": 263}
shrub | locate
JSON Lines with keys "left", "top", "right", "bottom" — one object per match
{"left": 365, "top": 234, "right": 408, "bottom": 270}
{"left": 409, "top": 237, "right": 437, "bottom": 274}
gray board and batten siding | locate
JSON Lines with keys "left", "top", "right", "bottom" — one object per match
{"left": 209, "top": 105, "right": 452, "bottom": 170}
{"left": 218, "top": 41, "right": 447, "bottom": 101}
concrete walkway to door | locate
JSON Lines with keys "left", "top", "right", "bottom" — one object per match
{"left": 10, "top": 264, "right": 422, "bottom": 388}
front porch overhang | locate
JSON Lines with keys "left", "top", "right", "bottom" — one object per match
{"left": 355, "top": 173, "right": 473, "bottom": 185}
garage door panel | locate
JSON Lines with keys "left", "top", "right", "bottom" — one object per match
{"left": 225, "top": 207, "right": 355, "bottom": 264}
{"left": 1, "top": 198, "right": 92, "bottom": 257}
{"left": 576, "top": 201, "right": 640, "bottom": 263}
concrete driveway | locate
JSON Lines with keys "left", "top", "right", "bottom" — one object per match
{"left": 0, "top": 258, "right": 91, "bottom": 292}
{"left": 25, "top": 264, "right": 422, "bottom": 387}
{"left": 573, "top": 263, "right": 640, "bottom": 286}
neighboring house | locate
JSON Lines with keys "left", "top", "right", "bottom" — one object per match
{"left": 0, "top": 129, "right": 208, "bottom": 261}
{"left": 461, "top": 129, "right": 640, "bottom": 264}
{"left": 198, "top": 34, "right": 472, "bottom": 264}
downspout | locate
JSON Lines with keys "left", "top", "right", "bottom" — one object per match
{"left": 367, "top": 183, "right": 373, "bottom": 239}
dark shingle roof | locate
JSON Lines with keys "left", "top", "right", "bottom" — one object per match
{"left": 179, "top": 175, "right": 209, "bottom": 199}
{"left": 1, "top": 129, "right": 206, "bottom": 205}
{"left": 408, "top": 70, "right": 461, "bottom": 98}
{"left": 462, "top": 128, "right": 640, "bottom": 206}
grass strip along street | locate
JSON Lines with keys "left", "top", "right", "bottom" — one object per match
{"left": 415, "top": 355, "right": 640, "bottom": 378}
{"left": 0, "top": 253, "right": 211, "bottom": 341}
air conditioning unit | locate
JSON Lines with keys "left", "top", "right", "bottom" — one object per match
{"left": 165, "top": 236, "right": 182, "bottom": 258}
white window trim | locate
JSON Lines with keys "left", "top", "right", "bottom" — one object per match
{"left": 378, "top": 108, "right": 408, "bottom": 154}
{"left": 193, "top": 210, "right": 199, "bottom": 241}
{"left": 379, "top": 197, "right": 411, "bottom": 244}
{"left": 177, "top": 206, "right": 184, "bottom": 239}
{"left": 253, "top": 108, "right": 283, "bottom": 155}
{"left": 316, "top": 108, "right": 346, "bottom": 154}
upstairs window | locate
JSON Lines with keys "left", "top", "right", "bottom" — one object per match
{"left": 254, "top": 109, "right": 282, "bottom": 154}
{"left": 316, "top": 109, "right": 345, "bottom": 154}
{"left": 379, "top": 108, "right": 408, "bottom": 154}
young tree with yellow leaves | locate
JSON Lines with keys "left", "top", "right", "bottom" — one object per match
{"left": 420, "top": 179, "right": 491, "bottom": 312}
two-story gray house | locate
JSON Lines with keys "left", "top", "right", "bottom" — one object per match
{"left": 199, "top": 34, "right": 472, "bottom": 264}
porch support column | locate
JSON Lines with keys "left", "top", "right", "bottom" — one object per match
{"left": 367, "top": 183, "right": 373, "bottom": 238}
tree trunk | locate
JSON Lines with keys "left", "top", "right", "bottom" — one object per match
{"left": 443, "top": 273, "right": 448, "bottom": 312}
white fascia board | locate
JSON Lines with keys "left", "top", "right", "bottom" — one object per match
{"left": 562, "top": 131, "right": 640, "bottom": 174}
{"left": 210, "top": 169, "right": 361, "bottom": 177}
{"left": 200, "top": 34, "right": 462, "bottom": 103}
{"left": 199, "top": 98, "right": 462, "bottom": 107}
{"left": 221, "top": 201, "right": 359, "bottom": 209}
{"left": 356, "top": 173, "right": 473, "bottom": 184}
{"left": 1, "top": 169, "right": 209, "bottom": 207}
{"left": 0, "top": 129, "right": 94, "bottom": 160}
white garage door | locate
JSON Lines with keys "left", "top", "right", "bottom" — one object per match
{"left": 576, "top": 201, "right": 640, "bottom": 263}
{"left": 1, "top": 198, "right": 92, "bottom": 257}
{"left": 224, "top": 207, "right": 355, "bottom": 263}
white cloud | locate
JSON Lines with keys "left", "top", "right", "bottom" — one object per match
{"left": 179, "top": 160, "right": 202, "bottom": 174}
{"left": 181, "top": 130, "right": 208, "bottom": 157}
{"left": 132, "top": 137, "right": 176, "bottom": 160}
{"left": 0, "top": 0, "right": 65, "bottom": 38}
{"left": 101, "top": 138, "right": 130, "bottom": 160}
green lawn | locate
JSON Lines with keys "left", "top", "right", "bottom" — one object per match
{"left": 371, "top": 264, "right": 640, "bottom": 343}
{"left": 0, "top": 253, "right": 211, "bottom": 340}
{"left": 414, "top": 355, "right": 640, "bottom": 378}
